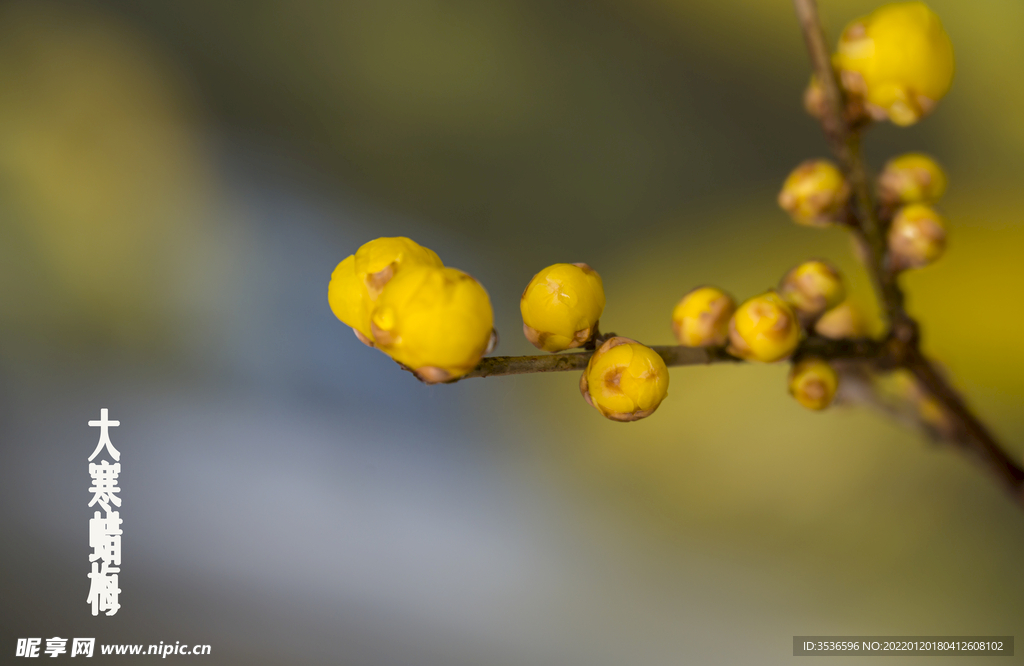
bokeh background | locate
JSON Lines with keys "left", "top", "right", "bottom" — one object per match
{"left": 1, "top": 0, "right": 1023, "bottom": 663}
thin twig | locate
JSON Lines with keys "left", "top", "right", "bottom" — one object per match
{"left": 792, "top": 0, "right": 907, "bottom": 334}
{"left": 792, "top": 0, "right": 1024, "bottom": 505}
{"left": 450, "top": 336, "right": 884, "bottom": 381}
{"left": 905, "top": 347, "right": 1024, "bottom": 491}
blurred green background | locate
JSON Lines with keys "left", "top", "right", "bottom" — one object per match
{"left": 1, "top": 0, "right": 1022, "bottom": 664}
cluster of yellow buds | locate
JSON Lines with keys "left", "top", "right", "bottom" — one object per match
{"left": 780, "top": 3, "right": 956, "bottom": 416}
{"left": 785, "top": 117, "right": 952, "bottom": 273}
{"left": 326, "top": 3, "right": 958, "bottom": 430}
{"left": 834, "top": 2, "right": 954, "bottom": 126}
{"left": 519, "top": 262, "right": 669, "bottom": 422}
{"left": 671, "top": 260, "right": 847, "bottom": 409}
{"left": 790, "top": 54, "right": 952, "bottom": 269}
{"left": 666, "top": 265, "right": 855, "bottom": 410}
{"left": 874, "top": 153, "right": 949, "bottom": 272}
{"left": 328, "top": 237, "right": 494, "bottom": 383}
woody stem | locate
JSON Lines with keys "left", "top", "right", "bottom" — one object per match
{"left": 449, "top": 336, "right": 883, "bottom": 380}
{"left": 792, "top": 0, "right": 1024, "bottom": 507}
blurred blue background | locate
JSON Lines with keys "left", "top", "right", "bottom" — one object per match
{"left": 1, "top": 1, "right": 1023, "bottom": 664}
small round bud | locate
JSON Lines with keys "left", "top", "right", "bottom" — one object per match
{"left": 814, "top": 301, "right": 868, "bottom": 340}
{"left": 803, "top": 75, "right": 825, "bottom": 120}
{"left": 877, "top": 152, "right": 947, "bottom": 205}
{"left": 671, "top": 286, "right": 736, "bottom": 347}
{"left": 835, "top": 2, "right": 954, "bottom": 126}
{"left": 887, "top": 204, "right": 947, "bottom": 270}
{"left": 370, "top": 265, "right": 493, "bottom": 383}
{"left": 778, "top": 159, "right": 851, "bottom": 227}
{"left": 727, "top": 291, "right": 802, "bottom": 363}
{"left": 788, "top": 358, "right": 839, "bottom": 411}
{"left": 328, "top": 237, "right": 443, "bottom": 345}
{"left": 579, "top": 337, "right": 669, "bottom": 422}
{"left": 778, "top": 260, "right": 845, "bottom": 325}
{"left": 803, "top": 74, "right": 869, "bottom": 125}
{"left": 520, "top": 263, "right": 605, "bottom": 352}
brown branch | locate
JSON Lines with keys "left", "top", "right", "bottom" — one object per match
{"left": 793, "top": 0, "right": 1024, "bottom": 506}
{"left": 449, "top": 336, "right": 884, "bottom": 381}
{"left": 905, "top": 348, "right": 1024, "bottom": 491}
{"left": 792, "top": 0, "right": 908, "bottom": 334}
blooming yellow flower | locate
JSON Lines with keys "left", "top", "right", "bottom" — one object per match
{"left": 877, "top": 152, "right": 947, "bottom": 205}
{"left": 778, "top": 159, "right": 851, "bottom": 227}
{"left": 778, "top": 260, "right": 845, "bottom": 324}
{"left": 789, "top": 358, "right": 839, "bottom": 411}
{"left": 671, "top": 286, "right": 735, "bottom": 347}
{"left": 728, "top": 291, "right": 802, "bottom": 363}
{"left": 835, "top": 2, "right": 954, "bottom": 126}
{"left": 328, "top": 237, "right": 442, "bottom": 345}
{"left": 370, "top": 265, "right": 493, "bottom": 383}
{"left": 520, "top": 263, "right": 605, "bottom": 352}
{"left": 579, "top": 337, "right": 669, "bottom": 422}
{"left": 887, "top": 203, "right": 947, "bottom": 269}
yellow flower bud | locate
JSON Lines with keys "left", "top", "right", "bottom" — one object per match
{"left": 370, "top": 265, "right": 493, "bottom": 383}
{"left": 728, "top": 291, "right": 802, "bottom": 363}
{"left": 814, "top": 301, "right": 868, "bottom": 340}
{"left": 778, "top": 260, "right": 845, "bottom": 324}
{"left": 788, "top": 358, "right": 839, "bottom": 411}
{"left": 835, "top": 2, "right": 954, "bottom": 126}
{"left": 671, "top": 286, "right": 735, "bottom": 347}
{"left": 887, "top": 203, "right": 947, "bottom": 270}
{"left": 804, "top": 73, "right": 868, "bottom": 124}
{"left": 803, "top": 75, "right": 826, "bottom": 120}
{"left": 328, "top": 237, "right": 443, "bottom": 345}
{"left": 520, "top": 263, "right": 605, "bottom": 352}
{"left": 877, "top": 152, "right": 948, "bottom": 205}
{"left": 778, "top": 159, "right": 851, "bottom": 227}
{"left": 579, "top": 337, "right": 669, "bottom": 422}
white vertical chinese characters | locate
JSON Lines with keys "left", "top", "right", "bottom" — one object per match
{"left": 87, "top": 409, "right": 122, "bottom": 616}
